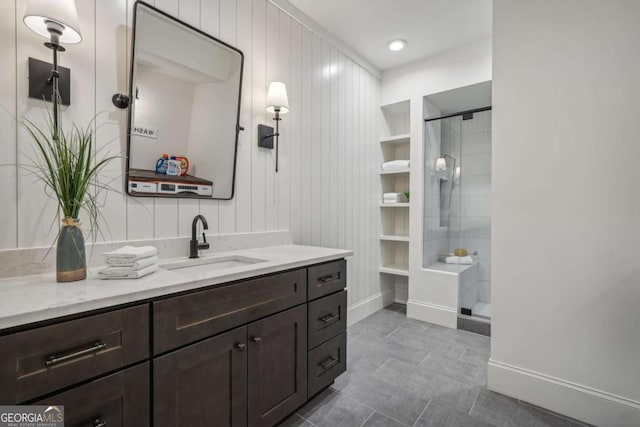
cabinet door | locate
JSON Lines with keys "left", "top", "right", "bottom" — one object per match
{"left": 248, "top": 305, "right": 307, "bottom": 427}
{"left": 35, "top": 362, "right": 149, "bottom": 427}
{"left": 154, "top": 326, "right": 247, "bottom": 427}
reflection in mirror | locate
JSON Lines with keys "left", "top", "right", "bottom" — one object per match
{"left": 126, "top": 1, "right": 243, "bottom": 199}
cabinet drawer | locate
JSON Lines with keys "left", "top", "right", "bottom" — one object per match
{"left": 307, "top": 259, "right": 346, "bottom": 301}
{"left": 154, "top": 269, "right": 307, "bottom": 354}
{"left": 307, "top": 332, "right": 346, "bottom": 397}
{"left": 0, "top": 305, "right": 149, "bottom": 403}
{"left": 308, "top": 290, "right": 347, "bottom": 349}
{"left": 36, "top": 362, "right": 150, "bottom": 427}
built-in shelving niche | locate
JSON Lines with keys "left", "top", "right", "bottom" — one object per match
{"left": 379, "top": 100, "right": 411, "bottom": 304}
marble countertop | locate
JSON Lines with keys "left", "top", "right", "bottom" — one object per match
{"left": 0, "top": 245, "right": 352, "bottom": 331}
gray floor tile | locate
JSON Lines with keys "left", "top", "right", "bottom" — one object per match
{"left": 517, "top": 402, "right": 591, "bottom": 427}
{"left": 419, "top": 352, "right": 484, "bottom": 386}
{"left": 468, "top": 389, "right": 524, "bottom": 427}
{"left": 364, "top": 308, "right": 428, "bottom": 333}
{"left": 333, "top": 352, "right": 389, "bottom": 392}
{"left": 297, "top": 388, "right": 374, "bottom": 427}
{"left": 299, "top": 307, "right": 583, "bottom": 427}
{"left": 373, "top": 358, "right": 479, "bottom": 413}
{"left": 337, "top": 370, "right": 429, "bottom": 426}
{"left": 415, "top": 400, "right": 494, "bottom": 427}
{"left": 277, "top": 413, "right": 314, "bottom": 427}
{"left": 352, "top": 332, "right": 429, "bottom": 365}
{"left": 425, "top": 323, "right": 490, "bottom": 354}
{"left": 361, "top": 411, "right": 407, "bottom": 427}
{"left": 386, "top": 303, "right": 406, "bottom": 312}
{"left": 460, "top": 348, "right": 490, "bottom": 368}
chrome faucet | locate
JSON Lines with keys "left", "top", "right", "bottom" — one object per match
{"left": 189, "top": 215, "right": 210, "bottom": 258}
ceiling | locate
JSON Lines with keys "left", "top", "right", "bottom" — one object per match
{"left": 280, "top": 0, "right": 492, "bottom": 72}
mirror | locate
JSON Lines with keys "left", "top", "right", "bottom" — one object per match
{"left": 126, "top": 1, "right": 243, "bottom": 199}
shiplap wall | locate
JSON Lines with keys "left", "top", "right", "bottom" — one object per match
{"left": 0, "top": 0, "right": 382, "bottom": 308}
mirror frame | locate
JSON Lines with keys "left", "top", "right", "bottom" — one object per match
{"left": 125, "top": 0, "right": 244, "bottom": 200}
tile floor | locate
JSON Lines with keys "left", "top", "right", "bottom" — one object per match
{"left": 280, "top": 304, "right": 589, "bottom": 427}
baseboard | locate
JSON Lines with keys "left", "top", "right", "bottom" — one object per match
{"left": 347, "top": 289, "right": 395, "bottom": 326}
{"left": 488, "top": 360, "right": 640, "bottom": 427}
{"left": 406, "top": 299, "right": 457, "bottom": 328}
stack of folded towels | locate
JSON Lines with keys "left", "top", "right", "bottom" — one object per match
{"left": 382, "top": 192, "right": 407, "bottom": 204}
{"left": 99, "top": 246, "right": 159, "bottom": 279}
{"left": 381, "top": 160, "right": 410, "bottom": 171}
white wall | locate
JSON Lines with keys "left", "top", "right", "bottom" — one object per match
{"left": 490, "top": 1, "right": 640, "bottom": 425}
{"left": 381, "top": 38, "right": 492, "bottom": 107}
{"left": 0, "top": 0, "right": 381, "bottom": 311}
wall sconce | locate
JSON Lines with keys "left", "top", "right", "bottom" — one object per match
{"left": 258, "top": 82, "right": 289, "bottom": 172}
{"left": 24, "top": 0, "right": 82, "bottom": 131}
{"left": 435, "top": 155, "right": 457, "bottom": 180}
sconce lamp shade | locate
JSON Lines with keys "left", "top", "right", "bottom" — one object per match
{"left": 435, "top": 157, "right": 447, "bottom": 171}
{"left": 24, "top": 0, "right": 82, "bottom": 44}
{"left": 266, "top": 82, "right": 289, "bottom": 114}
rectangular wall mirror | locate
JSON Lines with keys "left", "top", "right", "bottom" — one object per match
{"left": 126, "top": 1, "right": 244, "bottom": 199}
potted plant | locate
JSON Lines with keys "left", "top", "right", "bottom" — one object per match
{"left": 23, "top": 114, "right": 119, "bottom": 282}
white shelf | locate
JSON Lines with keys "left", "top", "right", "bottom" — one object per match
{"left": 379, "top": 265, "right": 409, "bottom": 277}
{"left": 380, "top": 235, "right": 409, "bottom": 242}
{"left": 380, "top": 168, "right": 410, "bottom": 175}
{"left": 380, "top": 133, "right": 410, "bottom": 144}
{"left": 379, "top": 202, "right": 409, "bottom": 208}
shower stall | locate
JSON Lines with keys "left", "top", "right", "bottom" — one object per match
{"left": 423, "top": 107, "right": 492, "bottom": 326}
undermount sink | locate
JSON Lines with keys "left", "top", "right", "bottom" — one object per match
{"left": 161, "top": 255, "right": 266, "bottom": 274}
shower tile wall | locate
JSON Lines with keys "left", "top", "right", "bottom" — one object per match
{"left": 422, "top": 101, "right": 449, "bottom": 266}
{"left": 455, "top": 111, "right": 492, "bottom": 302}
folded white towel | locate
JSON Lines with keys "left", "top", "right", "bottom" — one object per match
{"left": 382, "top": 160, "right": 410, "bottom": 170}
{"left": 382, "top": 199, "right": 400, "bottom": 204}
{"left": 444, "top": 256, "right": 473, "bottom": 265}
{"left": 106, "top": 255, "right": 159, "bottom": 269}
{"left": 103, "top": 246, "right": 158, "bottom": 262}
{"left": 383, "top": 192, "right": 407, "bottom": 203}
{"left": 98, "top": 263, "right": 159, "bottom": 280}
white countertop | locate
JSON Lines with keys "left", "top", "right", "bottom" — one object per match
{"left": 0, "top": 245, "right": 352, "bottom": 331}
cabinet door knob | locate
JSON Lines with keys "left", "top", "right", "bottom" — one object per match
{"left": 251, "top": 336, "right": 262, "bottom": 343}
{"left": 93, "top": 419, "right": 107, "bottom": 427}
{"left": 236, "top": 343, "right": 246, "bottom": 351}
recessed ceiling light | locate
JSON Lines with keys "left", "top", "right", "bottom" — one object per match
{"left": 387, "top": 39, "right": 407, "bottom": 52}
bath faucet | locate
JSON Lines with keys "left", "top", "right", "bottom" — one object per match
{"left": 189, "top": 215, "right": 210, "bottom": 258}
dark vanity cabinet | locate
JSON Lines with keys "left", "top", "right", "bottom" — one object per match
{"left": 248, "top": 305, "right": 307, "bottom": 426}
{"left": 154, "top": 327, "right": 248, "bottom": 427}
{"left": 0, "top": 259, "right": 347, "bottom": 427}
{"left": 36, "top": 363, "right": 150, "bottom": 427}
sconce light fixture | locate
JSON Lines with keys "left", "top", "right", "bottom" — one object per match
{"left": 435, "top": 155, "right": 457, "bottom": 179}
{"left": 24, "top": 0, "right": 82, "bottom": 130}
{"left": 258, "top": 82, "right": 289, "bottom": 172}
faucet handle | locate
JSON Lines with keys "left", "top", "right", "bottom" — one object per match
{"left": 199, "top": 232, "right": 210, "bottom": 250}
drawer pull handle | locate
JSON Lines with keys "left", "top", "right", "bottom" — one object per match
{"left": 318, "top": 274, "right": 340, "bottom": 283}
{"left": 45, "top": 342, "right": 107, "bottom": 367}
{"left": 319, "top": 356, "right": 339, "bottom": 371}
{"left": 251, "top": 336, "right": 262, "bottom": 343}
{"left": 236, "top": 343, "right": 246, "bottom": 351}
{"left": 93, "top": 419, "right": 107, "bottom": 427}
{"left": 319, "top": 313, "right": 339, "bottom": 324}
